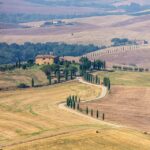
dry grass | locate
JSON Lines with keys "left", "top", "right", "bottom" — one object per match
{"left": 0, "top": 67, "right": 47, "bottom": 89}
{"left": 1, "top": 15, "right": 150, "bottom": 46}
{"left": 0, "top": 81, "right": 150, "bottom": 150}
{"left": 0, "top": 81, "right": 100, "bottom": 147}
{"left": 94, "top": 71, "right": 150, "bottom": 87}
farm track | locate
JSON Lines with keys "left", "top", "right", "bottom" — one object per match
{"left": 59, "top": 77, "right": 122, "bottom": 128}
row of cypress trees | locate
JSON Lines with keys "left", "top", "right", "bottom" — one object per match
{"left": 66, "top": 96, "right": 105, "bottom": 120}
{"left": 83, "top": 72, "right": 100, "bottom": 85}
{"left": 85, "top": 107, "right": 104, "bottom": 120}
{"left": 66, "top": 95, "right": 80, "bottom": 110}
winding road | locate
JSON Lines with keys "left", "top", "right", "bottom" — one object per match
{"left": 59, "top": 77, "right": 121, "bottom": 127}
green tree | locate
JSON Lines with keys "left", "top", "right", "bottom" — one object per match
{"left": 47, "top": 74, "right": 52, "bottom": 85}
{"left": 64, "top": 68, "right": 69, "bottom": 81}
{"left": 56, "top": 70, "right": 61, "bottom": 83}
{"left": 96, "top": 110, "right": 99, "bottom": 118}
{"left": 31, "top": 78, "right": 34, "bottom": 87}
{"left": 41, "top": 65, "right": 52, "bottom": 85}
{"left": 86, "top": 107, "right": 89, "bottom": 115}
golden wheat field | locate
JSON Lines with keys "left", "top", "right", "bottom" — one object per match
{"left": 0, "top": 81, "right": 150, "bottom": 150}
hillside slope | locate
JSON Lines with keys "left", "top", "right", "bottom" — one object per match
{"left": 85, "top": 45, "right": 150, "bottom": 69}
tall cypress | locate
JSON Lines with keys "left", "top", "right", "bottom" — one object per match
{"left": 96, "top": 110, "right": 99, "bottom": 119}
{"left": 31, "top": 78, "right": 34, "bottom": 87}
{"left": 86, "top": 107, "right": 89, "bottom": 115}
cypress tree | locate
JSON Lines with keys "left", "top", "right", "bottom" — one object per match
{"left": 68, "top": 96, "right": 72, "bottom": 107}
{"left": 102, "top": 113, "right": 105, "bottom": 120}
{"left": 96, "top": 75, "right": 98, "bottom": 84}
{"left": 64, "top": 68, "right": 69, "bottom": 81}
{"left": 86, "top": 107, "right": 89, "bottom": 115}
{"left": 47, "top": 74, "right": 51, "bottom": 85}
{"left": 31, "top": 78, "right": 34, "bottom": 87}
{"left": 56, "top": 70, "right": 60, "bottom": 83}
{"left": 73, "top": 100, "right": 75, "bottom": 109}
{"left": 96, "top": 110, "right": 99, "bottom": 119}
{"left": 77, "top": 103, "right": 80, "bottom": 110}
{"left": 78, "top": 98, "right": 81, "bottom": 103}
{"left": 91, "top": 109, "right": 93, "bottom": 117}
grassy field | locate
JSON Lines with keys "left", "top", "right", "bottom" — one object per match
{"left": 0, "top": 66, "right": 47, "bottom": 89}
{"left": 0, "top": 81, "right": 150, "bottom": 150}
{"left": 95, "top": 71, "right": 150, "bottom": 87}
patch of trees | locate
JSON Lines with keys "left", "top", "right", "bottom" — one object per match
{"left": 41, "top": 61, "right": 78, "bottom": 85}
{"left": 79, "top": 57, "right": 106, "bottom": 75}
{"left": 0, "top": 42, "right": 100, "bottom": 64}
{"left": 83, "top": 72, "right": 100, "bottom": 85}
{"left": 66, "top": 95, "right": 105, "bottom": 120}
{"left": 111, "top": 38, "right": 135, "bottom": 46}
{"left": 0, "top": 59, "right": 34, "bottom": 72}
{"left": 118, "top": 3, "right": 150, "bottom": 13}
{"left": 0, "top": 13, "right": 96, "bottom": 24}
{"left": 113, "top": 65, "right": 149, "bottom": 72}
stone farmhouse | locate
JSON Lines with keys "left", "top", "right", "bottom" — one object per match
{"left": 35, "top": 55, "right": 59, "bottom": 65}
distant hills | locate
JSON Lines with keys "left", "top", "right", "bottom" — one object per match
{"left": 0, "top": 0, "right": 150, "bottom": 23}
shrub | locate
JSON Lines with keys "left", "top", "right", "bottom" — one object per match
{"left": 17, "top": 83, "right": 29, "bottom": 88}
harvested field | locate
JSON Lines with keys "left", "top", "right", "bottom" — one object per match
{"left": 0, "top": 81, "right": 101, "bottom": 147}
{"left": 94, "top": 71, "right": 150, "bottom": 87}
{"left": 0, "top": 81, "right": 150, "bottom": 150}
{"left": 1, "top": 15, "right": 150, "bottom": 46}
{"left": 80, "top": 86, "right": 150, "bottom": 132}
{"left": 0, "top": 23, "right": 98, "bottom": 35}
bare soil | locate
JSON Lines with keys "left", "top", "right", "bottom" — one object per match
{"left": 80, "top": 86, "right": 150, "bottom": 132}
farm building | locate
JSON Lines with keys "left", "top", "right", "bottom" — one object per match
{"left": 35, "top": 55, "right": 59, "bottom": 65}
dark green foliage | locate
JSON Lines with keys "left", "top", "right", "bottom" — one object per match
{"left": 56, "top": 70, "right": 61, "bottom": 83}
{"left": 0, "top": 42, "right": 99, "bottom": 64}
{"left": 66, "top": 95, "right": 80, "bottom": 109}
{"left": 47, "top": 75, "right": 52, "bottom": 85}
{"left": 83, "top": 72, "right": 100, "bottom": 85}
{"left": 111, "top": 38, "right": 135, "bottom": 46}
{"left": 22, "top": 64, "right": 27, "bottom": 70}
{"left": 86, "top": 107, "right": 89, "bottom": 115}
{"left": 102, "top": 113, "right": 105, "bottom": 120}
{"left": 77, "top": 103, "right": 80, "bottom": 110}
{"left": 31, "top": 78, "right": 34, "bottom": 87}
{"left": 17, "top": 83, "right": 29, "bottom": 88}
{"left": 103, "top": 77, "right": 111, "bottom": 90}
{"left": 91, "top": 109, "right": 93, "bottom": 117}
{"left": 64, "top": 68, "right": 69, "bottom": 81}
{"left": 93, "top": 60, "right": 105, "bottom": 70}
{"left": 41, "top": 65, "right": 52, "bottom": 84}
{"left": 79, "top": 57, "right": 91, "bottom": 74}
{"left": 96, "top": 110, "right": 99, "bottom": 119}
{"left": 113, "top": 65, "right": 148, "bottom": 73}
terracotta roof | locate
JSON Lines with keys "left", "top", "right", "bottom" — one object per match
{"left": 36, "top": 55, "right": 57, "bottom": 59}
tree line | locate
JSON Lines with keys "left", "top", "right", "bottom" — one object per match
{"left": 41, "top": 61, "right": 78, "bottom": 85}
{"left": 66, "top": 95, "right": 105, "bottom": 120}
{"left": 83, "top": 72, "right": 100, "bottom": 85}
{"left": 0, "top": 42, "right": 100, "bottom": 64}
{"left": 113, "top": 65, "right": 149, "bottom": 72}
{"left": 79, "top": 57, "right": 106, "bottom": 75}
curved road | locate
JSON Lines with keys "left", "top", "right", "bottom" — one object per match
{"left": 59, "top": 77, "right": 121, "bottom": 127}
